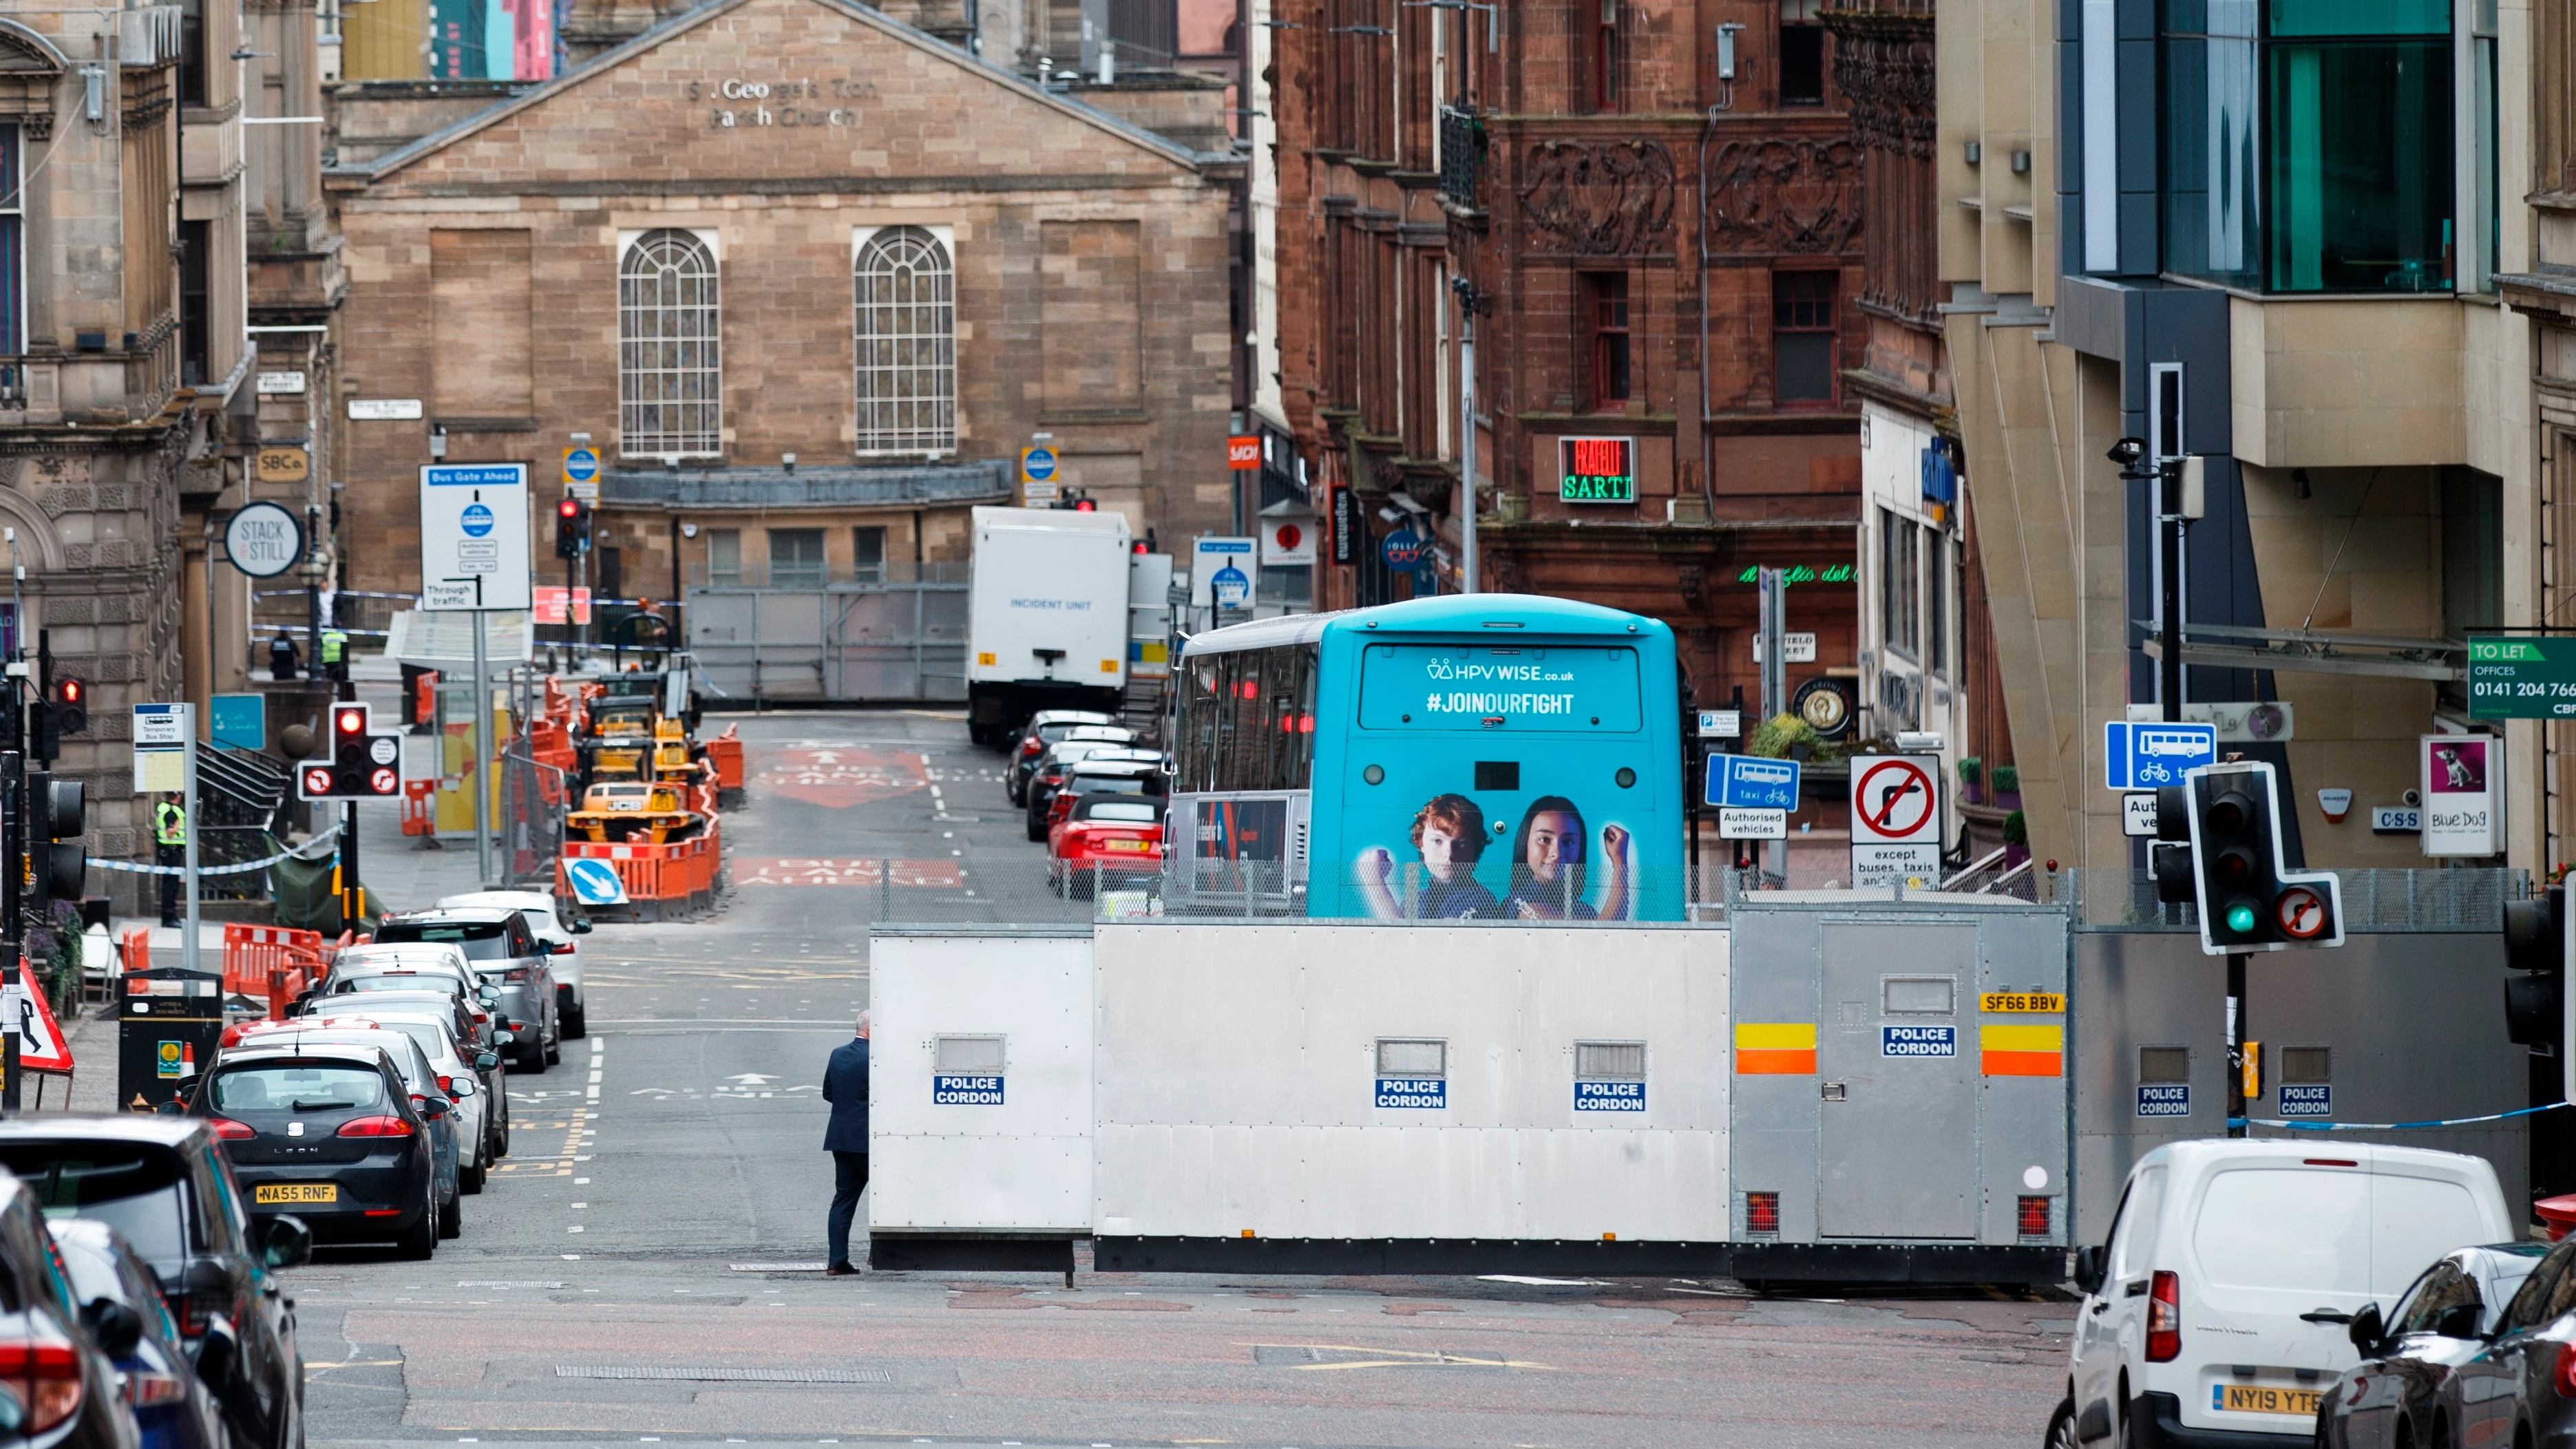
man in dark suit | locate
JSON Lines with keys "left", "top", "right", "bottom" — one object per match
{"left": 821, "top": 1013, "right": 870, "bottom": 1274}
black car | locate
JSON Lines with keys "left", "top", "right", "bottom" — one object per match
{"left": 1006, "top": 716, "right": 1128, "bottom": 803}
{"left": 50, "top": 1218, "right": 227, "bottom": 1449}
{"left": 1025, "top": 748, "right": 1163, "bottom": 839}
{"left": 0, "top": 1118, "right": 307, "bottom": 1449}
{"left": 2313, "top": 1241, "right": 2551, "bottom": 1448}
{"left": 0, "top": 1167, "right": 139, "bottom": 1449}
{"left": 191, "top": 1045, "right": 447, "bottom": 1258}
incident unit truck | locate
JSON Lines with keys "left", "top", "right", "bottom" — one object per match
{"left": 967, "top": 507, "right": 1134, "bottom": 746}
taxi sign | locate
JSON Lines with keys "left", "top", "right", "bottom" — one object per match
{"left": 1706, "top": 753, "right": 1800, "bottom": 810}
{"left": 2104, "top": 719, "right": 2217, "bottom": 790}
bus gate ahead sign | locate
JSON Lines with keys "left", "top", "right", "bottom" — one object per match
{"left": 2468, "top": 636, "right": 2576, "bottom": 718}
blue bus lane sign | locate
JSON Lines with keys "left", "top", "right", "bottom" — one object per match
{"left": 2104, "top": 719, "right": 2218, "bottom": 790}
{"left": 2278, "top": 1084, "right": 2332, "bottom": 1118}
{"left": 1881, "top": 1025, "right": 1958, "bottom": 1058}
{"left": 1574, "top": 1080, "right": 1646, "bottom": 1112}
{"left": 933, "top": 1075, "right": 1005, "bottom": 1105}
{"left": 1375, "top": 1077, "right": 1447, "bottom": 1109}
{"left": 2137, "top": 1083, "right": 2192, "bottom": 1117}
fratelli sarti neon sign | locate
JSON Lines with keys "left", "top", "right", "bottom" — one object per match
{"left": 1735, "top": 564, "right": 1857, "bottom": 585}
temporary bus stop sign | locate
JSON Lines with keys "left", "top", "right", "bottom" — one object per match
{"left": 419, "top": 463, "right": 532, "bottom": 612}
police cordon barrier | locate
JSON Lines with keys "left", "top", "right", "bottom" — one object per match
{"left": 92, "top": 824, "right": 341, "bottom": 876}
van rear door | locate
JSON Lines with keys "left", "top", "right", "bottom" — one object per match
{"left": 2182, "top": 1160, "right": 2374, "bottom": 1434}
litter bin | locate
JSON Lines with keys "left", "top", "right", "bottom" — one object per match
{"left": 118, "top": 966, "right": 224, "bottom": 1112}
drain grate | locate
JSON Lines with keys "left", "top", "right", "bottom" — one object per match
{"left": 555, "top": 1366, "right": 891, "bottom": 1384}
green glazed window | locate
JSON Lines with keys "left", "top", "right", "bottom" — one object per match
{"left": 2266, "top": 0, "right": 2449, "bottom": 36}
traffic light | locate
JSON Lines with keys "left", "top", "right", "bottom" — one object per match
{"left": 2179, "top": 760, "right": 2345, "bottom": 955}
{"left": 555, "top": 497, "right": 591, "bottom": 558}
{"left": 29, "top": 677, "right": 84, "bottom": 764}
{"left": 2151, "top": 785, "right": 2195, "bottom": 904}
{"left": 2508, "top": 883, "right": 2572, "bottom": 1060}
{"left": 298, "top": 701, "right": 402, "bottom": 801}
{"left": 25, "top": 771, "right": 85, "bottom": 911}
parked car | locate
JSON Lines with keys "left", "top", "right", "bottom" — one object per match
{"left": 368, "top": 909, "right": 558, "bottom": 1072}
{"left": 435, "top": 889, "right": 592, "bottom": 1038}
{"left": 0, "top": 1169, "right": 140, "bottom": 1449}
{"left": 296, "top": 994, "right": 509, "bottom": 1164}
{"left": 249, "top": 1013, "right": 498, "bottom": 1194}
{"left": 49, "top": 1218, "right": 227, "bottom": 1449}
{"left": 218, "top": 1029, "right": 460, "bottom": 1240}
{"left": 2356, "top": 1230, "right": 2576, "bottom": 1449}
{"left": 314, "top": 942, "right": 483, "bottom": 1002}
{"left": 999, "top": 710, "right": 1123, "bottom": 798}
{"left": 1007, "top": 719, "right": 1130, "bottom": 805}
{"left": 189, "top": 1044, "right": 447, "bottom": 1259}
{"left": 1046, "top": 795, "right": 1164, "bottom": 896}
{"left": 2056, "top": 1140, "right": 2510, "bottom": 1449}
{"left": 2309, "top": 1240, "right": 2552, "bottom": 1449}
{"left": 1026, "top": 750, "right": 1165, "bottom": 840}
{"left": 0, "top": 1118, "right": 308, "bottom": 1449}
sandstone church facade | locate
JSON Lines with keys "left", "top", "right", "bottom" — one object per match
{"left": 327, "top": 0, "right": 1238, "bottom": 601}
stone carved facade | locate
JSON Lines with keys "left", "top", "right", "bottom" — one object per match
{"left": 1703, "top": 138, "right": 1864, "bottom": 258}
{"left": 1517, "top": 139, "right": 1676, "bottom": 257}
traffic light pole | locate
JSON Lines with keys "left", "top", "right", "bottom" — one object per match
{"left": 2160, "top": 458, "right": 2186, "bottom": 723}
{"left": 471, "top": 611, "right": 493, "bottom": 888}
{"left": 2226, "top": 951, "right": 2248, "bottom": 1139}
{"left": 2, "top": 743, "right": 21, "bottom": 1115}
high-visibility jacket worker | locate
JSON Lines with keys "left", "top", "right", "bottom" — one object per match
{"left": 153, "top": 797, "right": 186, "bottom": 927}
{"left": 320, "top": 628, "right": 349, "bottom": 681}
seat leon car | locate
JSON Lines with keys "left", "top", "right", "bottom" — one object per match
{"left": 189, "top": 1045, "right": 447, "bottom": 1258}
{"left": 369, "top": 909, "right": 557, "bottom": 1072}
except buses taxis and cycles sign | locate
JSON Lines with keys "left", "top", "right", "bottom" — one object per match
{"left": 1355, "top": 644, "right": 1643, "bottom": 732}
{"left": 1850, "top": 754, "right": 1941, "bottom": 889}
{"left": 2468, "top": 636, "right": 2576, "bottom": 717}
{"left": 1559, "top": 436, "right": 1636, "bottom": 504}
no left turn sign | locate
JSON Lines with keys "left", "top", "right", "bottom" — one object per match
{"left": 1851, "top": 754, "right": 1942, "bottom": 845}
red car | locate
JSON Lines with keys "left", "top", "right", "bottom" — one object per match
{"left": 1048, "top": 796, "right": 1165, "bottom": 896}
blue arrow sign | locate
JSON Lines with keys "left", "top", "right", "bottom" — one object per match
{"left": 1706, "top": 753, "right": 1802, "bottom": 810}
{"left": 564, "top": 858, "right": 629, "bottom": 907}
{"left": 2103, "top": 719, "right": 2218, "bottom": 790}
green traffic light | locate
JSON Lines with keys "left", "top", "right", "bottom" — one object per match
{"left": 2225, "top": 902, "right": 2259, "bottom": 934}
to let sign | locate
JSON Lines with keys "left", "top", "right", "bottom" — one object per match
{"left": 2468, "top": 636, "right": 2576, "bottom": 718}
{"left": 1559, "top": 436, "right": 1636, "bottom": 504}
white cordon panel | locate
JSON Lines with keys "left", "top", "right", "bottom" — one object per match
{"left": 1091, "top": 924, "right": 1731, "bottom": 1242}
{"left": 869, "top": 933, "right": 1094, "bottom": 1233}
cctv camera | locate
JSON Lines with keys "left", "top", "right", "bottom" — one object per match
{"left": 2107, "top": 436, "right": 2146, "bottom": 469}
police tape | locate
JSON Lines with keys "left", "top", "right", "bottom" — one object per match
{"left": 92, "top": 825, "right": 343, "bottom": 878}
{"left": 2229, "top": 1101, "right": 2573, "bottom": 1132}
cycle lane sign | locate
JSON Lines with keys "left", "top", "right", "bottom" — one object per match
{"left": 2104, "top": 719, "right": 2217, "bottom": 790}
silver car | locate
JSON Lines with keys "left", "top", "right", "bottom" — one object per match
{"left": 245, "top": 1011, "right": 501, "bottom": 1194}
{"left": 371, "top": 908, "right": 559, "bottom": 1072}
{"left": 436, "top": 889, "right": 590, "bottom": 1039}
{"left": 301, "top": 991, "right": 511, "bottom": 1163}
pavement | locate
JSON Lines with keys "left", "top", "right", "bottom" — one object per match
{"left": 40, "top": 708, "right": 2078, "bottom": 1447}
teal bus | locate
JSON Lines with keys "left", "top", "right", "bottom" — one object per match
{"left": 1168, "top": 594, "right": 1685, "bottom": 920}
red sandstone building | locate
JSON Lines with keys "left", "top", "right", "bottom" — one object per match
{"left": 1269, "top": 0, "right": 1866, "bottom": 728}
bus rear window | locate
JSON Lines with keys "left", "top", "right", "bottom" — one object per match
{"left": 1356, "top": 645, "right": 1642, "bottom": 732}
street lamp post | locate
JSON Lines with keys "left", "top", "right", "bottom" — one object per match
{"left": 1453, "top": 276, "right": 1482, "bottom": 595}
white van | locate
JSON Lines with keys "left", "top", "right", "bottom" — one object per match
{"left": 2059, "top": 1140, "right": 2512, "bottom": 1448}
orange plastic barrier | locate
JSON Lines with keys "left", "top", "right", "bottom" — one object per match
{"left": 400, "top": 779, "right": 436, "bottom": 837}
{"left": 413, "top": 670, "right": 439, "bottom": 727}
{"left": 117, "top": 928, "right": 151, "bottom": 975}
{"left": 220, "top": 923, "right": 332, "bottom": 1001}
{"left": 558, "top": 818, "right": 723, "bottom": 920}
{"left": 704, "top": 727, "right": 744, "bottom": 791}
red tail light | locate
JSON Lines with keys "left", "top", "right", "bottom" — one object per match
{"left": 2017, "top": 1196, "right": 2052, "bottom": 1238}
{"left": 1744, "top": 1192, "right": 1780, "bottom": 1235}
{"left": 436, "top": 1075, "right": 452, "bottom": 1094}
{"left": 550, "top": 942, "right": 576, "bottom": 954}
{"left": 1020, "top": 739, "right": 1041, "bottom": 756}
{"left": 207, "top": 1117, "right": 255, "bottom": 1141}
{"left": 0, "top": 1337, "right": 85, "bottom": 1431}
{"left": 2146, "top": 1271, "right": 2182, "bottom": 1362}
{"left": 125, "top": 1369, "right": 187, "bottom": 1406}
{"left": 505, "top": 966, "right": 534, "bottom": 983}
{"left": 337, "top": 1115, "right": 415, "bottom": 1138}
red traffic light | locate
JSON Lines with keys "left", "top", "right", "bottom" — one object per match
{"left": 558, "top": 498, "right": 581, "bottom": 519}
{"left": 56, "top": 679, "right": 79, "bottom": 706}
{"left": 334, "top": 706, "right": 367, "bottom": 738}
{"left": 1073, "top": 498, "right": 1096, "bottom": 511}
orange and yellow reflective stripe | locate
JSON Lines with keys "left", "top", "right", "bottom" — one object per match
{"left": 1734, "top": 1022, "right": 1817, "bottom": 1075}
{"left": 1981, "top": 1023, "right": 2064, "bottom": 1077}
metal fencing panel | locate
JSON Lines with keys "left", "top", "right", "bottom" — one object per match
{"left": 686, "top": 582, "right": 968, "bottom": 704}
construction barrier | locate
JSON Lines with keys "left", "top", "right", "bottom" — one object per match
{"left": 219, "top": 923, "right": 333, "bottom": 1004}
{"left": 400, "top": 779, "right": 436, "bottom": 838}
{"left": 706, "top": 726, "right": 744, "bottom": 796}
{"left": 558, "top": 817, "right": 723, "bottom": 922}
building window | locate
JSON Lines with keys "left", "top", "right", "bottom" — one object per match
{"left": 1773, "top": 271, "right": 1836, "bottom": 404}
{"left": 1780, "top": 0, "right": 1825, "bottom": 106}
{"left": 706, "top": 529, "right": 741, "bottom": 588}
{"left": 768, "top": 529, "right": 825, "bottom": 589}
{"left": 617, "top": 229, "right": 723, "bottom": 458}
{"left": 0, "top": 125, "right": 28, "bottom": 359}
{"left": 2162, "top": 1, "right": 2453, "bottom": 294}
{"left": 1591, "top": 0, "right": 1619, "bottom": 112}
{"left": 178, "top": 0, "right": 206, "bottom": 107}
{"left": 853, "top": 226, "right": 956, "bottom": 456}
{"left": 1583, "top": 272, "right": 1630, "bottom": 410}
{"left": 179, "top": 219, "right": 211, "bottom": 388}
{"left": 852, "top": 526, "right": 886, "bottom": 584}
{"left": 1925, "top": 527, "right": 1949, "bottom": 677}
{"left": 1881, "top": 508, "right": 1919, "bottom": 659}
